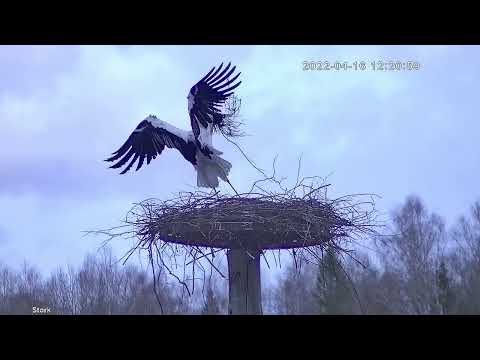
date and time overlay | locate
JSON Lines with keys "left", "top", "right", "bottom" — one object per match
{"left": 302, "top": 60, "right": 421, "bottom": 71}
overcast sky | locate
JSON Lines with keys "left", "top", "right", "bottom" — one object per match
{"left": 1, "top": 45, "right": 479, "bottom": 279}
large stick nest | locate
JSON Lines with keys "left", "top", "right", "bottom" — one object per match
{"left": 127, "top": 173, "right": 378, "bottom": 252}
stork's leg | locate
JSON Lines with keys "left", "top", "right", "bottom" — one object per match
{"left": 225, "top": 177, "right": 239, "bottom": 196}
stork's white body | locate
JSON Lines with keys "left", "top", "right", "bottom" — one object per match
{"left": 151, "top": 117, "right": 230, "bottom": 188}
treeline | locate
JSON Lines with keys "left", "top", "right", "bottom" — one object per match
{"left": 265, "top": 195, "right": 480, "bottom": 314}
{"left": 0, "top": 249, "right": 227, "bottom": 315}
{"left": 1, "top": 195, "right": 479, "bottom": 315}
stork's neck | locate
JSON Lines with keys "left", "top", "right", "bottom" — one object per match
{"left": 197, "top": 122, "right": 213, "bottom": 146}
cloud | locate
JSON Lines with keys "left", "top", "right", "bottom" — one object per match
{"left": 0, "top": 46, "right": 206, "bottom": 199}
{"left": 0, "top": 45, "right": 479, "bottom": 274}
{"left": 0, "top": 46, "right": 81, "bottom": 99}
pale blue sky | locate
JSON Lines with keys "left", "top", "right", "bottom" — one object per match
{"left": 0, "top": 45, "right": 479, "bottom": 278}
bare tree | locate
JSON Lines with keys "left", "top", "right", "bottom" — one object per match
{"left": 269, "top": 262, "right": 317, "bottom": 315}
{"left": 0, "top": 264, "right": 19, "bottom": 314}
{"left": 449, "top": 201, "right": 480, "bottom": 313}
{"left": 375, "top": 195, "right": 446, "bottom": 314}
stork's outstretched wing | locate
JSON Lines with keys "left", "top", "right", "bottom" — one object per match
{"left": 105, "top": 116, "right": 193, "bottom": 174}
{"left": 188, "top": 62, "right": 241, "bottom": 139}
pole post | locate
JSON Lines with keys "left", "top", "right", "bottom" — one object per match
{"left": 227, "top": 248, "right": 263, "bottom": 315}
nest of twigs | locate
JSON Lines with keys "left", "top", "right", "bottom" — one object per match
{"left": 125, "top": 170, "right": 379, "bottom": 253}
{"left": 132, "top": 191, "right": 366, "bottom": 251}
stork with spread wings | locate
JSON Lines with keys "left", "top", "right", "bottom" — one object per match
{"left": 105, "top": 62, "right": 242, "bottom": 189}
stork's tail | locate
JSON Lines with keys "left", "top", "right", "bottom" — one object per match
{"left": 196, "top": 151, "right": 232, "bottom": 189}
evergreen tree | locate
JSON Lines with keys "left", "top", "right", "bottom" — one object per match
{"left": 314, "top": 247, "right": 355, "bottom": 314}
{"left": 437, "top": 260, "right": 454, "bottom": 315}
{"left": 201, "top": 282, "right": 221, "bottom": 315}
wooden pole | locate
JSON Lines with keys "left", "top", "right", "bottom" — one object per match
{"left": 227, "top": 249, "right": 262, "bottom": 315}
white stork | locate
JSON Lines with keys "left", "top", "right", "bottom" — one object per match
{"left": 105, "top": 62, "right": 241, "bottom": 189}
